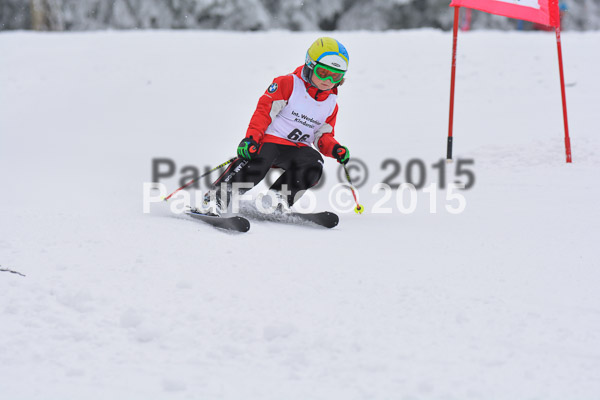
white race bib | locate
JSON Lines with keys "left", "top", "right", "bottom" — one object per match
{"left": 265, "top": 75, "right": 337, "bottom": 146}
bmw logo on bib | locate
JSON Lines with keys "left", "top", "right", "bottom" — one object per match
{"left": 267, "top": 83, "right": 278, "bottom": 93}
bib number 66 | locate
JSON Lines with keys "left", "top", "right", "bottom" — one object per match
{"left": 287, "top": 129, "right": 310, "bottom": 142}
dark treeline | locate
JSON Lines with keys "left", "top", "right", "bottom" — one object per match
{"left": 1, "top": 0, "right": 599, "bottom": 31}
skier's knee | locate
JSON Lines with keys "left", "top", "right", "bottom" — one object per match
{"left": 303, "top": 162, "right": 323, "bottom": 188}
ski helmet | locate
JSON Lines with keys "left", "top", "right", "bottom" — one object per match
{"left": 303, "top": 37, "right": 349, "bottom": 85}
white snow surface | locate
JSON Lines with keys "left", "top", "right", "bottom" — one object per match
{"left": 1, "top": 30, "right": 600, "bottom": 399}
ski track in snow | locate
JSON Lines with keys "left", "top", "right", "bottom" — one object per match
{"left": 1, "top": 30, "right": 600, "bottom": 399}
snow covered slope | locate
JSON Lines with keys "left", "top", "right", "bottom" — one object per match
{"left": 1, "top": 30, "right": 599, "bottom": 399}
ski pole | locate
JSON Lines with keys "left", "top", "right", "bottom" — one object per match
{"left": 163, "top": 157, "right": 237, "bottom": 201}
{"left": 342, "top": 164, "right": 364, "bottom": 214}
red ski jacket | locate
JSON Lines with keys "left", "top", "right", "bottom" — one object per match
{"left": 245, "top": 66, "right": 341, "bottom": 158}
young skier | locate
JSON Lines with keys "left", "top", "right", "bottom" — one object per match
{"left": 205, "top": 37, "right": 351, "bottom": 214}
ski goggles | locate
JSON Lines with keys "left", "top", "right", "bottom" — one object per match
{"left": 314, "top": 63, "right": 345, "bottom": 84}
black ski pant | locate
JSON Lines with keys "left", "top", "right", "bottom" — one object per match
{"left": 213, "top": 142, "right": 324, "bottom": 205}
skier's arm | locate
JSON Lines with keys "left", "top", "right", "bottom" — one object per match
{"left": 245, "top": 75, "right": 294, "bottom": 143}
{"left": 315, "top": 104, "right": 342, "bottom": 158}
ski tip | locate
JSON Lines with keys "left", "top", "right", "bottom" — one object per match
{"left": 331, "top": 215, "right": 340, "bottom": 228}
{"left": 187, "top": 212, "right": 251, "bottom": 233}
{"left": 234, "top": 217, "right": 251, "bottom": 232}
{"left": 323, "top": 212, "right": 340, "bottom": 228}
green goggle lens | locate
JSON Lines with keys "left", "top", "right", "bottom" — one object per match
{"left": 314, "top": 64, "right": 345, "bottom": 83}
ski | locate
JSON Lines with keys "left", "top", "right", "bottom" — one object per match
{"left": 288, "top": 211, "right": 339, "bottom": 229}
{"left": 186, "top": 210, "right": 250, "bottom": 233}
{"left": 240, "top": 208, "right": 339, "bottom": 229}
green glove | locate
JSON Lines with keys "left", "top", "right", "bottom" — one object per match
{"left": 332, "top": 144, "right": 350, "bottom": 164}
{"left": 237, "top": 138, "right": 259, "bottom": 160}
